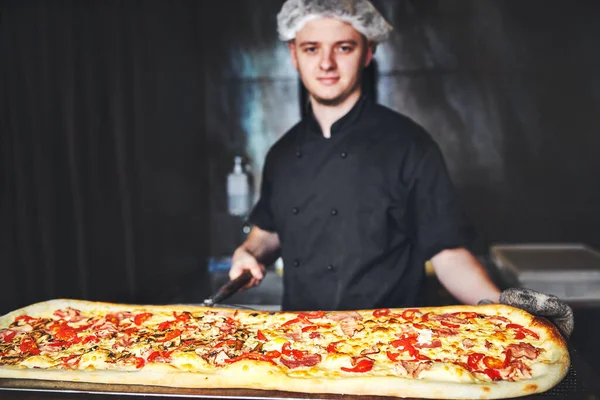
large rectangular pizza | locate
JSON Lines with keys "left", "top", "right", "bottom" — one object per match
{"left": 0, "top": 299, "right": 569, "bottom": 399}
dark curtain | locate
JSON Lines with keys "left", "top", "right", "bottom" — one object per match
{"left": 0, "top": 0, "right": 211, "bottom": 315}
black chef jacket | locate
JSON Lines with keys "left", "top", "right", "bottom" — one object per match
{"left": 249, "top": 96, "right": 475, "bottom": 311}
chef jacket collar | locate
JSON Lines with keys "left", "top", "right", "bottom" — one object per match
{"left": 305, "top": 95, "right": 370, "bottom": 138}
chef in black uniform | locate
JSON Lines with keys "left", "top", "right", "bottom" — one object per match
{"left": 229, "top": 0, "right": 574, "bottom": 336}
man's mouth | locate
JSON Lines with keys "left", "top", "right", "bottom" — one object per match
{"left": 317, "top": 77, "right": 340, "bottom": 85}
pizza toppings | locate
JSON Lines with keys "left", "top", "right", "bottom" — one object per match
{"left": 19, "top": 337, "right": 40, "bottom": 355}
{"left": 53, "top": 308, "right": 85, "bottom": 323}
{"left": 134, "top": 313, "right": 153, "bottom": 326}
{"left": 506, "top": 343, "right": 542, "bottom": 360}
{"left": 147, "top": 350, "right": 173, "bottom": 363}
{"left": 506, "top": 324, "right": 540, "bottom": 340}
{"left": 340, "top": 318, "right": 364, "bottom": 337}
{"left": 326, "top": 311, "right": 362, "bottom": 321}
{"left": 281, "top": 353, "right": 322, "bottom": 369}
{"left": 0, "top": 330, "right": 16, "bottom": 343}
{"left": 373, "top": 308, "right": 391, "bottom": 318}
{"left": 0, "top": 303, "right": 553, "bottom": 386}
{"left": 257, "top": 330, "right": 267, "bottom": 341}
{"left": 341, "top": 357, "right": 374, "bottom": 373}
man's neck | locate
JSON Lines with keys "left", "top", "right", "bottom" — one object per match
{"left": 310, "top": 89, "right": 362, "bottom": 138}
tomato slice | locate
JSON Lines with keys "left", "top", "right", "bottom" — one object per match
{"left": 467, "top": 353, "right": 484, "bottom": 370}
{"left": 105, "top": 314, "right": 119, "bottom": 325}
{"left": 506, "top": 324, "right": 539, "bottom": 340}
{"left": 301, "top": 325, "right": 318, "bottom": 333}
{"left": 124, "top": 327, "right": 138, "bottom": 335}
{"left": 158, "top": 329, "right": 182, "bottom": 343}
{"left": 0, "top": 330, "right": 16, "bottom": 343}
{"left": 281, "top": 342, "right": 307, "bottom": 359}
{"left": 214, "top": 339, "right": 237, "bottom": 348}
{"left": 401, "top": 309, "right": 420, "bottom": 321}
{"left": 309, "top": 331, "right": 321, "bottom": 339}
{"left": 55, "top": 327, "right": 78, "bottom": 342}
{"left": 48, "top": 321, "right": 66, "bottom": 333}
{"left": 281, "top": 341, "right": 292, "bottom": 355}
{"left": 134, "top": 313, "right": 153, "bottom": 326}
{"left": 513, "top": 331, "right": 525, "bottom": 340}
{"left": 265, "top": 350, "right": 281, "bottom": 359}
{"left": 281, "top": 317, "right": 306, "bottom": 327}
{"left": 483, "top": 356, "right": 505, "bottom": 369}
{"left": 373, "top": 308, "right": 391, "bottom": 318}
{"left": 82, "top": 335, "right": 99, "bottom": 345}
{"left": 72, "top": 323, "right": 92, "bottom": 333}
{"left": 483, "top": 368, "right": 502, "bottom": 381}
{"left": 147, "top": 351, "right": 160, "bottom": 363}
{"left": 20, "top": 337, "right": 40, "bottom": 355}
{"left": 257, "top": 330, "right": 267, "bottom": 341}
{"left": 391, "top": 336, "right": 417, "bottom": 349}
{"left": 127, "top": 356, "right": 145, "bottom": 369}
{"left": 147, "top": 350, "right": 173, "bottom": 363}
{"left": 386, "top": 351, "right": 400, "bottom": 362}
{"left": 341, "top": 359, "right": 374, "bottom": 373}
{"left": 327, "top": 341, "right": 343, "bottom": 353}
{"left": 158, "top": 321, "right": 174, "bottom": 331}
{"left": 173, "top": 312, "right": 190, "bottom": 322}
{"left": 519, "top": 327, "right": 540, "bottom": 340}
{"left": 60, "top": 354, "right": 81, "bottom": 367}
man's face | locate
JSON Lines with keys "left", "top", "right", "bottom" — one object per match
{"left": 289, "top": 18, "right": 373, "bottom": 106}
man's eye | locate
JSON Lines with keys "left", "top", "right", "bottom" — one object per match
{"left": 304, "top": 47, "right": 317, "bottom": 54}
{"left": 337, "top": 46, "right": 354, "bottom": 53}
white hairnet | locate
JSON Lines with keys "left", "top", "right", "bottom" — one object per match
{"left": 277, "top": 0, "right": 393, "bottom": 43}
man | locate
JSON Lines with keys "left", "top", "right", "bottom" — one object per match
{"left": 229, "top": 0, "right": 573, "bottom": 336}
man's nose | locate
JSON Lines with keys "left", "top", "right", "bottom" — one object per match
{"left": 319, "top": 48, "right": 336, "bottom": 71}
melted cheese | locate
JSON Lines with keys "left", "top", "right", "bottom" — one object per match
{"left": 1, "top": 303, "right": 551, "bottom": 386}
{"left": 19, "top": 355, "right": 57, "bottom": 369}
{"left": 79, "top": 350, "right": 110, "bottom": 370}
{"left": 169, "top": 351, "right": 211, "bottom": 372}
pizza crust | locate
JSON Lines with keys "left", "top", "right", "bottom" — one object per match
{"left": 0, "top": 358, "right": 568, "bottom": 399}
{"left": 0, "top": 299, "right": 570, "bottom": 399}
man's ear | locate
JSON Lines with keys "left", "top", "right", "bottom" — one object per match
{"left": 288, "top": 41, "right": 299, "bottom": 71}
{"left": 363, "top": 42, "right": 375, "bottom": 67}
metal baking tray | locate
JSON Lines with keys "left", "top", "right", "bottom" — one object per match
{"left": 490, "top": 243, "right": 600, "bottom": 302}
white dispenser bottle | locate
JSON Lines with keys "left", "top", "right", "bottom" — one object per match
{"left": 227, "top": 156, "right": 250, "bottom": 216}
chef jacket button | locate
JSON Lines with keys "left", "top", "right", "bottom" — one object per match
{"left": 340, "top": 152, "right": 348, "bottom": 158}
{"left": 331, "top": 209, "right": 338, "bottom": 216}
{"left": 293, "top": 260, "right": 300, "bottom": 268}
{"left": 296, "top": 150, "right": 303, "bottom": 158}
{"left": 327, "top": 264, "right": 334, "bottom": 271}
{"left": 292, "top": 207, "right": 299, "bottom": 215}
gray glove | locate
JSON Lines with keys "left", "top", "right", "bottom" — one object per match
{"left": 479, "top": 288, "right": 574, "bottom": 338}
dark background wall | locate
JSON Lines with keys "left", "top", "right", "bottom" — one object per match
{"left": 1, "top": 0, "right": 599, "bottom": 314}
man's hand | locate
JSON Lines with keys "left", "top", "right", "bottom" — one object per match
{"left": 480, "top": 288, "right": 574, "bottom": 338}
{"left": 229, "top": 247, "right": 266, "bottom": 289}
{"left": 228, "top": 226, "right": 280, "bottom": 290}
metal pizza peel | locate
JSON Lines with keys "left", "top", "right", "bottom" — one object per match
{"left": 202, "top": 270, "right": 253, "bottom": 307}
